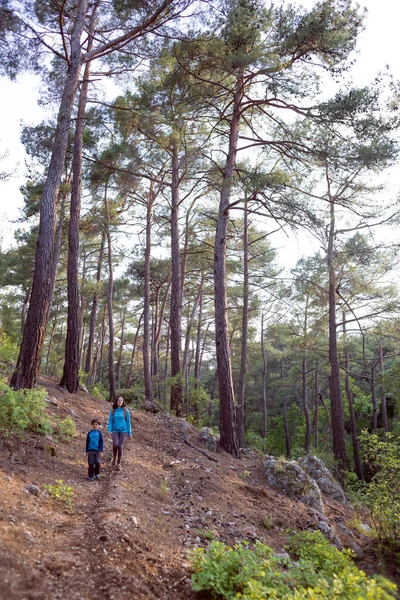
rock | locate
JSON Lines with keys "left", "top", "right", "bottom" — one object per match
{"left": 348, "top": 541, "right": 364, "bottom": 559}
{"left": 359, "top": 523, "right": 372, "bottom": 534}
{"left": 318, "top": 521, "right": 332, "bottom": 536}
{"left": 199, "top": 428, "right": 217, "bottom": 451}
{"left": 337, "top": 523, "right": 354, "bottom": 537}
{"left": 143, "top": 400, "right": 161, "bottom": 413}
{"left": 69, "top": 409, "right": 79, "bottom": 419}
{"left": 79, "top": 384, "right": 89, "bottom": 393}
{"left": 332, "top": 536, "right": 343, "bottom": 550}
{"left": 275, "top": 552, "right": 291, "bottom": 561}
{"left": 129, "top": 515, "right": 139, "bottom": 527}
{"left": 26, "top": 485, "right": 40, "bottom": 496}
{"left": 264, "top": 456, "right": 324, "bottom": 512}
{"left": 297, "top": 456, "right": 347, "bottom": 504}
{"left": 44, "top": 396, "right": 58, "bottom": 406}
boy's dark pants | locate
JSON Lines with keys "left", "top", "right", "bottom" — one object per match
{"left": 87, "top": 450, "right": 101, "bottom": 478}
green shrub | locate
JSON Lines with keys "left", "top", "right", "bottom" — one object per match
{"left": 44, "top": 479, "right": 74, "bottom": 510}
{"left": 189, "top": 531, "right": 396, "bottom": 599}
{"left": 0, "top": 332, "right": 19, "bottom": 365}
{"left": 359, "top": 431, "right": 400, "bottom": 554}
{"left": 0, "top": 383, "right": 52, "bottom": 434}
{"left": 88, "top": 383, "right": 109, "bottom": 401}
{"left": 56, "top": 416, "right": 77, "bottom": 440}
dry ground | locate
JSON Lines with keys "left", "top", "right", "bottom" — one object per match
{"left": 0, "top": 376, "right": 395, "bottom": 599}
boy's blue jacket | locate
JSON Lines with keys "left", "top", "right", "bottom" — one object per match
{"left": 86, "top": 429, "right": 104, "bottom": 452}
{"left": 107, "top": 407, "right": 132, "bottom": 436}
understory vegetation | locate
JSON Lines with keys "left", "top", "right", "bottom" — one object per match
{"left": 190, "top": 531, "right": 397, "bottom": 599}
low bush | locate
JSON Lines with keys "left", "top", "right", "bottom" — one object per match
{"left": 0, "top": 383, "right": 52, "bottom": 434}
{"left": 44, "top": 479, "right": 74, "bottom": 510}
{"left": 55, "top": 416, "right": 77, "bottom": 440}
{"left": 189, "top": 530, "right": 396, "bottom": 599}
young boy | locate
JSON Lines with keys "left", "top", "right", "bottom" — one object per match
{"left": 85, "top": 419, "right": 104, "bottom": 481}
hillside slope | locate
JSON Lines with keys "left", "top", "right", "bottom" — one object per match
{"left": 0, "top": 377, "right": 387, "bottom": 599}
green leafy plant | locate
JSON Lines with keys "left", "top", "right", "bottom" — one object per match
{"left": 359, "top": 431, "right": 400, "bottom": 555}
{"left": 44, "top": 479, "right": 74, "bottom": 510}
{"left": 189, "top": 531, "right": 396, "bottom": 599}
{"left": 0, "top": 383, "right": 52, "bottom": 434}
{"left": 56, "top": 416, "right": 77, "bottom": 440}
{"left": 0, "top": 332, "right": 19, "bottom": 365}
{"left": 262, "top": 513, "right": 273, "bottom": 530}
{"left": 196, "top": 528, "right": 216, "bottom": 541}
{"left": 160, "top": 477, "right": 169, "bottom": 500}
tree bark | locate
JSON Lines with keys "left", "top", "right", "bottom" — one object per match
{"left": 143, "top": 186, "right": 155, "bottom": 403}
{"left": 126, "top": 310, "right": 143, "bottom": 389}
{"left": 326, "top": 166, "right": 347, "bottom": 477}
{"left": 237, "top": 202, "right": 249, "bottom": 449}
{"left": 85, "top": 231, "right": 105, "bottom": 381}
{"left": 213, "top": 74, "right": 244, "bottom": 458}
{"left": 60, "top": 3, "right": 98, "bottom": 392}
{"left": 261, "top": 312, "right": 268, "bottom": 451}
{"left": 104, "top": 183, "right": 115, "bottom": 400}
{"left": 379, "top": 343, "right": 388, "bottom": 432}
{"left": 169, "top": 139, "right": 183, "bottom": 416}
{"left": 342, "top": 312, "right": 363, "bottom": 479}
{"left": 11, "top": 0, "right": 89, "bottom": 389}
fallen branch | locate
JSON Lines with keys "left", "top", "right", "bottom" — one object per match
{"left": 184, "top": 436, "right": 218, "bottom": 463}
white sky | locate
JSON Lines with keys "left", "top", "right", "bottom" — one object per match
{"left": 0, "top": 0, "right": 399, "bottom": 258}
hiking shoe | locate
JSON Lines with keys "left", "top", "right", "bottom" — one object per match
{"left": 88, "top": 477, "right": 94, "bottom": 481}
{"left": 95, "top": 475, "right": 100, "bottom": 480}
{"left": 111, "top": 460, "right": 116, "bottom": 467}
{"left": 116, "top": 464, "right": 122, "bottom": 471}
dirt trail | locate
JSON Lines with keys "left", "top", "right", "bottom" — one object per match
{"left": 0, "top": 377, "right": 387, "bottom": 599}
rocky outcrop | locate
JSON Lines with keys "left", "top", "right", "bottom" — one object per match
{"left": 298, "top": 455, "right": 348, "bottom": 504}
{"left": 264, "top": 456, "right": 324, "bottom": 512}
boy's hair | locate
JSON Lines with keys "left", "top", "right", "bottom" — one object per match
{"left": 91, "top": 418, "right": 101, "bottom": 426}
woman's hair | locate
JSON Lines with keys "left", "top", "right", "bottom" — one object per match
{"left": 112, "top": 395, "right": 126, "bottom": 410}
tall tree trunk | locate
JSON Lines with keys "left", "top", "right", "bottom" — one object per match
{"left": 143, "top": 187, "right": 154, "bottom": 403}
{"left": 371, "top": 364, "right": 378, "bottom": 432}
{"left": 60, "top": 4, "right": 98, "bottom": 392}
{"left": 45, "top": 320, "right": 56, "bottom": 375}
{"left": 261, "top": 312, "right": 268, "bottom": 451}
{"left": 379, "top": 343, "right": 388, "bottom": 432}
{"left": 302, "top": 297, "right": 311, "bottom": 453}
{"left": 126, "top": 310, "right": 143, "bottom": 388}
{"left": 313, "top": 366, "right": 319, "bottom": 449}
{"left": 182, "top": 277, "right": 204, "bottom": 380}
{"left": 85, "top": 231, "right": 105, "bottom": 380}
{"left": 78, "top": 249, "right": 88, "bottom": 371}
{"left": 237, "top": 203, "right": 249, "bottom": 449}
{"left": 96, "top": 304, "right": 107, "bottom": 384}
{"left": 20, "top": 290, "right": 30, "bottom": 333}
{"left": 302, "top": 358, "right": 311, "bottom": 454}
{"left": 192, "top": 281, "right": 204, "bottom": 426}
{"left": 104, "top": 183, "right": 115, "bottom": 400}
{"left": 49, "top": 186, "right": 68, "bottom": 313}
{"left": 116, "top": 306, "right": 126, "bottom": 390}
{"left": 153, "top": 282, "right": 170, "bottom": 400}
{"left": 214, "top": 74, "right": 244, "bottom": 458}
{"left": 169, "top": 139, "right": 183, "bottom": 416}
{"left": 326, "top": 167, "right": 347, "bottom": 477}
{"left": 11, "top": 0, "right": 89, "bottom": 390}
{"left": 283, "top": 398, "right": 291, "bottom": 458}
{"left": 342, "top": 313, "right": 363, "bottom": 479}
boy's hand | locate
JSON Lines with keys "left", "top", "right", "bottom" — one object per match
{"left": 100, "top": 452, "right": 103, "bottom": 457}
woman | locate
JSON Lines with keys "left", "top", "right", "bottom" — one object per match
{"left": 107, "top": 396, "right": 132, "bottom": 471}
